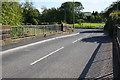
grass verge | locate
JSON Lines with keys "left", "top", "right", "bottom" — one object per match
{"left": 75, "top": 23, "right": 105, "bottom": 29}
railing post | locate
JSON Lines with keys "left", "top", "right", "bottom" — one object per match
{"left": 43, "top": 26, "right": 45, "bottom": 35}
{"left": 35, "top": 25, "right": 36, "bottom": 36}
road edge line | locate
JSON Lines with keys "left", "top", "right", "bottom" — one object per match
{"left": 2, "top": 33, "right": 79, "bottom": 54}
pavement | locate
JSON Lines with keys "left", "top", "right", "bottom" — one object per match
{"left": 1, "top": 29, "right": 113, "bottom": 79}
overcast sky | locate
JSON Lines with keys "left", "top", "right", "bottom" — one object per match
{"left": 20, "top": 0, "right": 117, "bottom": 13}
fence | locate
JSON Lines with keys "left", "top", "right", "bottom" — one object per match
{"left": 113, "top": 24, "right": 120, "bottom": 77}
{"left": 0, "top": 24, "right": 72, "bottom": 46}
{"left": 10, "top": 25, "right": 62, "bottom": 39}
{"left": 0, "top": 25, "right": 11, "bottom": 46}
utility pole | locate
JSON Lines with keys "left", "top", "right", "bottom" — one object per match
{"left": 117, "top": 0, "right": 119, "bottom": 18}
{"left": 117, "top": 0, "right": 119, "bottom": 11}
{"left": 117, "top": 0, "right": 119, "bottom": 24}
{"left": 73, "top": 0, "right": 75, "bottom": 29}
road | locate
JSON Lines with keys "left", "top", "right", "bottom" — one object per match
{"left": 2, "top": 29, "right": 113, "bottom": 79}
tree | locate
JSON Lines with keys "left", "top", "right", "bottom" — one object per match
{"left": 59, "top": 2, "right": 84, "bottom": 24}
{"left": 21, "top": 2, "right": 40, "bottom": 25}
{"left": 103, "top": 1, "right": 120, "bottom": 36}
{"left": 0, "top": 1, "right": 2, "bottom": 24}
{"left": 2, "top": 2, "right": 23, "bottom": 25}
{"left": 92, "top": 11, "right": 98, "bottom": 16}
{"left": 41, "top": 8, "right": 59, "bottom": 24}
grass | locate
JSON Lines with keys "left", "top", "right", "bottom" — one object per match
{"left": 75, "top": 23, "right": 105, "bottom": 29}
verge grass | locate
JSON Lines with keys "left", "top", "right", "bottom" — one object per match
{"left": 75, "top": 23, "right": 105, "bottom": 29}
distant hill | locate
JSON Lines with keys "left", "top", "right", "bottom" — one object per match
{"left": 83, "top": 12, "right": 92, "bottom": 16}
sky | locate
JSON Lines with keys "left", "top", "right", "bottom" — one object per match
{"left": 20, "top": 0, "right": 118, "bottom": 13}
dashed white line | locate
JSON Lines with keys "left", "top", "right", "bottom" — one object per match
{"left": 72, "top": 34, "right": 93, "bottom": 44}
{"left": 30, "top": 47, "right": 64, "bottom": 65}
{"left": 2, "top": 33, "right": 79, "bottom": 54}
{"left": 72, "top": 38, "right": 82, "bottom": 43}
{"left": 56, "top": 33, "right": 79, "bottom": 39}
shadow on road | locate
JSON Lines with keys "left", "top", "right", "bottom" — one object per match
{"left": 78, "top": 43, "right": 102, "bottom": 79}
{"left": 81, "top": 35, "right": 111, "bottom": 43}
{"left": 78, "top": 33, "right": 116, "bottom": 79}
{"left": 96, "top": 73, "right": 113, "bottom": 79}
{"left": 80, "top": 30, "right": 104, "bottom": 34}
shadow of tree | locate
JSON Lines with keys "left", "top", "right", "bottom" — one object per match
{"left": 78, "top": 33, "right": 114, "bottom": 79}
{"left": 78, "top": 43, "right": 102, "bottom": 80}
{"left": 80, "top": 30, "right": 104, "bottom": 34}
{"left": 81, "top": 35, "right": 111, "bottom": 43}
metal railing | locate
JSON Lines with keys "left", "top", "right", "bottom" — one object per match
{"left": 10, "top": 24, "right": 62, "bottom": 39}
{"left": 0, "top": 24, "right": 72, "bottom": 46}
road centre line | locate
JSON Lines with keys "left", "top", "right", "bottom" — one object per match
{"left": 2, "top": 33, "right": 79, "bottom": 54}
{"left": 72, "top": 33, "right": 94, "bottom": 44}
{"left": 30, "top": 47, "right": 64, "bottom": 65}
{"left": 72, "top": 38, "right": 82, "bottom": 43}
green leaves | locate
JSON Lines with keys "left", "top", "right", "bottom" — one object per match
{"left": 2, "top": 1, "right": 84, "bottom": 25}
{"left": 59, "top": 2, "right": 84, "bottom": 24}
{"left": 103, "top": 1, "right": 120, "bottom": 36}
{"left": 2, "top": 2, "right": 40, "bottom": 25}
{"left": 22, "top": 2, "right": 40, "bottom": 25}
{"left": 2, "top": 2, "right": 23, "bottom": 26}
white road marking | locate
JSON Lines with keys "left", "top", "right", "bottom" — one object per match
{"left": 56, "top": 33, "right": 79, "bottom": 39}
{"left": 1, "top": 38, "right": 56, "bottom": 54}
{"left": 30, "top": 47, "right": 64, "bottom": 65}
{"left": 2, "top": 33, "right": 79, "bottom": 54}
{"left": 72, "top": 33, "right": 94, "bottom": 44}
{"left": 72, "top": 38, "right": 82, "bottom": 43}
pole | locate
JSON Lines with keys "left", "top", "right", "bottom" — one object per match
{"left": 117, "top": 0, "right": 119, "bottom": 11}
{"left": 117, "top": 0, "right": 119, "bottom": 20}
{"left": 73, "top": 0, "right": 75, "bottom": 29}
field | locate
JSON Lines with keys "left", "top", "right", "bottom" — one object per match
{"left": 75, "top": 23, "right": 105, "bottom": 29}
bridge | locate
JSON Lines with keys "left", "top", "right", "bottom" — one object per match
{"left": 1, "top": 25, "right": 119, "bottom": 79}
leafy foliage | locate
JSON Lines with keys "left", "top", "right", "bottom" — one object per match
{"left": 2, "top": 2, "right": 23, "bottom": 25}
{"left": 21, "top": 2, "right": 40, "bottom": 25}
{"left": 2, "top": 1, "right": 84, "bottom": 25}
{"left": 103, "top": 1, "right": 120, "bottom": 36}
{"left": 59, "top": 2, "right": 84, "bottom": 24}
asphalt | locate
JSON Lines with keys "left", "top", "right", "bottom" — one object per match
{"left": 2, "top": 29, "right": 113, "bottom": 79}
